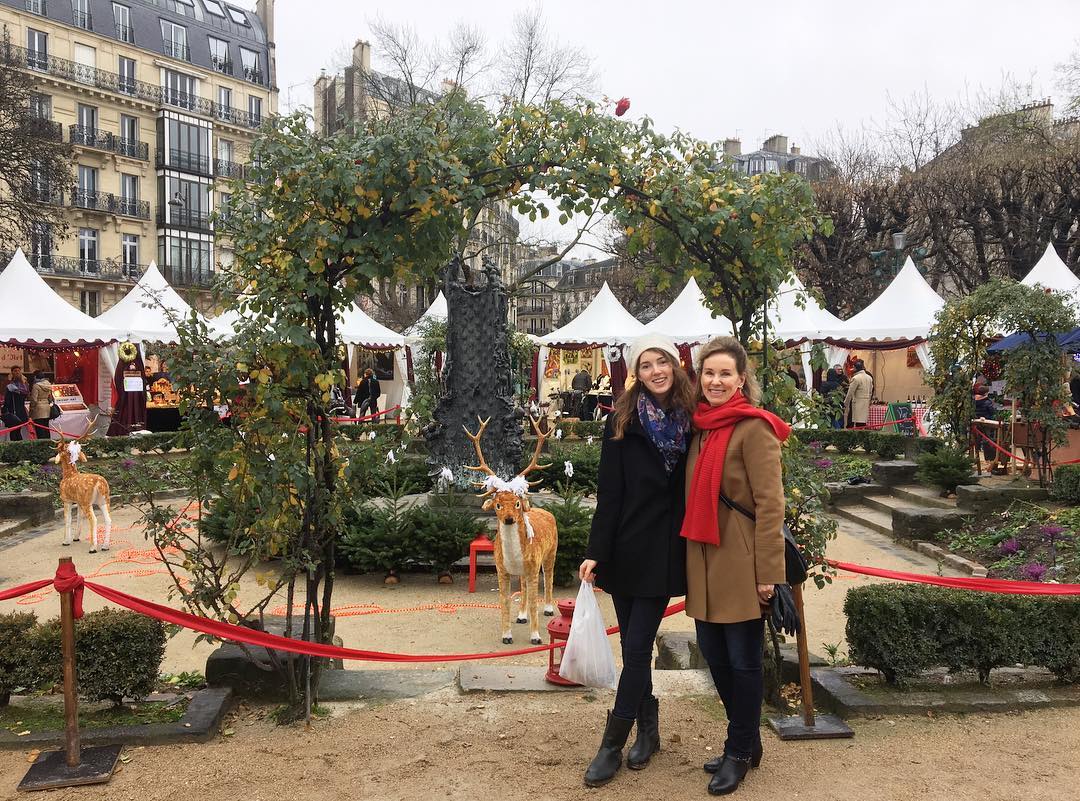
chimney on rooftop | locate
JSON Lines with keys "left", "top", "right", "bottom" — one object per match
{"left": 763, "top": 134, "right": 788, "bottom": 154}
{"left": 723, "top": 138, "right": 741, "bottom": 156}
{"left": 790, "top": 143, "right": 800, "bottom": 155}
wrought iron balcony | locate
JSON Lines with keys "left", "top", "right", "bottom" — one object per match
{"left": 115, "top": 138, "right": 149, "bottom": 160}
{"left": 13, "top": 253, "right": 143, "bottom": 283}
{"left": 23, "top": 117, "right": 62, "bottom": 141}
{"left": 211, "top": 56, "right": 232, "bottom": 75}
{"left": 162, "top": 41, "right": 191, "bottom": 62}
{"left": 242, "top": 66, "right": 263, "bottom": 84}
{"left": 115, "top": 23, "right": 135, "bottom": 44}
{"left": 157, "top": 208, "right": 212, "bottom": 231}
{"left": 70, "top": 125, "right": 113, "bottom": 150}
{"left": 214, "top": 158, "right": 245, "bottom": 179}
{"left": 158, "top": 264, "right": 215, "bottom": 288}
{"left": 72, "top": 10, "right": 93, "bottom": 30}
{"left": 0, "top": 43, "right": 264, "bottom": 130}
{"left": 28, "top": 185, "right": 63, "bottom": 205}
{"left": 71, "top": 190, "right": 150, "bottom": 219}
{"left": 156, "top": 148, "right": 212, "bottom": 176}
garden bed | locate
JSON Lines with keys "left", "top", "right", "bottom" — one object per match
{"left": 0, "top": 453, "right": 191, "bottom": 507}
{"left": 1, "top": 696, "right": 188, "bottom": 735}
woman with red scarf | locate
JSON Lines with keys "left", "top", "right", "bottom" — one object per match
{"left": 682, "top": 336, "right": 790, "bottom": 797}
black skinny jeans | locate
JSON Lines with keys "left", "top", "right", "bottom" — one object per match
{"left": 609, "top": 593, "right": 669, "bottom": 720}
{"left": 695, "top": 617, "right": 765, "bottom": 760}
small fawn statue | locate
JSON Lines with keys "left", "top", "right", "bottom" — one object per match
{"left": 54, "top": 439, "right": 112, "bottom": 553}
{"left": 465, "top": 416, "right": 558, "bottom": 644}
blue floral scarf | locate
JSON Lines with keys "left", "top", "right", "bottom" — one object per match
{"left": 636, "top": 390, "right": 689, "bottom": 474}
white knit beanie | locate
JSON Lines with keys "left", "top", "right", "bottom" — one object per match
{"left": 626, "top": 333, "right": 681, "bottom": 375}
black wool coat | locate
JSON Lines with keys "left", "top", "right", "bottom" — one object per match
{"left": 584, "top": 412, "right": 688, "bottom": 599}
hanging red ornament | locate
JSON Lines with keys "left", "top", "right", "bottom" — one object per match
{"left": 615, "top": 97, "right": 630, "bottom": 117}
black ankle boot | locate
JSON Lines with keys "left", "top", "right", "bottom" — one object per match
{"left": 584, "top": 712, "right": 634, "bottom": 787}
{"left": 627, "top": 695, "right": 660, "bottom": 769}
{"left": 708, "top": 753, "right": 751, "bottom": 795}
{"left": 703, "top": 740, "right": 762, "bottom": 773}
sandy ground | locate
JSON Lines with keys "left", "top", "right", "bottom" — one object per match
{"left": 0, "top": 501, "right": 957, "bottom": 674}
{"left": 0, "top": 692, "right": 1075, "bottom": 800}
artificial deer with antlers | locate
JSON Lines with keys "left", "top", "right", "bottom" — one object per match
{"left": 53, "top": 437, "right": 112, "bottom": 553}
{"left": 465, "top": 416, "right": 559, "bottom": 644}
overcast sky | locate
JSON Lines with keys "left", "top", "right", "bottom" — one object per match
{"left": 271, "top": 0, "right": 1080, "bottom": 253}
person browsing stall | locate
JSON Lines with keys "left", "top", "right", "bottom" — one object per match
{"left": 577, "top": 333, "right": 695, "bottom": 787}
{"left": 682, "top": 336, "right": 790, "bottom": 797}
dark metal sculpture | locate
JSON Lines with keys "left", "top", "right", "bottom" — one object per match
{"left": 425, "top": 256, "right": 523, "bottom": 488}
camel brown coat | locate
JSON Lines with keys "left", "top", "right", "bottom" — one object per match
{"left": 684, "top": 417, "right": 786, "bottom": 624}
{"left": 844, "top": 370, "right": 873, "bottom": 425}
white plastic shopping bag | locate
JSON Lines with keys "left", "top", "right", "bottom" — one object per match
{"left": 558, "top": 581, "right": 617, "bottom": 689}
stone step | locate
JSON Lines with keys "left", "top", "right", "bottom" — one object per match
{"left": 832, "top": 503, "right": 893, "bottom": 536}
{"left": 891, "top": 484, "right": 957, "bottom": 510}
{"left": 0, "top": 517, "right": 33, "bottom": 539}
{"left": 862, "top": 494, "right": 925, "bottom": 517}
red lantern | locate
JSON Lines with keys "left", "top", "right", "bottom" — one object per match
{"left": 615, "top": 97, "right": 630, "bottom": 117}
{"left": 545, "top": 598, "right": 581, "bottom": 686}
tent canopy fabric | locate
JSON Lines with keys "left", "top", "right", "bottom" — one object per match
{"left": 988, "top": 330, "right": 1079, "bottom": 353}
{"left": 339, "top": 302, "right": 404, "bottom": 348}
{"left": 541, "top": 282, "right": 645, "bottom": 348}
{"left": 96, "top": 262, "right": 204, "bottom": 344}
{"left": 0, "top": 249, "right": 115, "bottom": 346}
{"left": 643, "top": 276, "right": 733, "bottom": 344}
{"left": 404, "top": 292, "right": 448, "bottom": 344}
{"left": 1020, "top": 243, "right": 1080, "bottom": 296}
{"left": 826, "top": 258, "right": 944, "bottom": 343}
{"left": 768, "top": 275, "right": 846, "bottom": 343}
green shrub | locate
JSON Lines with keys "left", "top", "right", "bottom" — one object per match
{"left": 568, "top": 421, "right": 604, "bottom": 440}
{"left": 0, "top": 438, "right": 56, "bottom": 465}
{"left": 844, "top": 584, "right": 1080, "bottom": 684}
{"left": 339, "top": 472, "right": 417, "bottom": 574}
{"left": 916, "top": 447, "right": 975, "bottom": 493}
{"left": 0, "top": 613, "right": 38, "bottom": 705}
{"left": 543, "top": 484, "right": 593, "bottom": 586}
{"left": 544, "top": 442, "right": 600, "bottom": 495}
{"left": 75, "top": 609, "right": 167, "bottom": 704}
{"left": 337, "top": 422, "right": 404, "bottom": 443}
{"left": 410, "top": 494, "right": 483, "bottom": 574}
{"left": 1052, "top": 464, "right": 1080, "bottom": 504}
{"left": 866, "top": 432, "right": 906, "bottom": 459}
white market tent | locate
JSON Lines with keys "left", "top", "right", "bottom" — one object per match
{"left": 0, "top": 249, "right": 115, "bottom": 346}
{"left": 643, "top": 277, "right": 733, "bottom": 344}
{"left": 339, "top": 302, "right": 409, "bottom": 413}
{"left": 97, "top": 262, "right": 204, "bottom": 344}
{"left": 541, "top": 282, "right": 645, "bottom": 347}
{"left": 404, "top": 291, "right": 448, "bottom": 345}
{"left": 768, "top": 275, "right": 847, "bottom": 343}
{"left": 1020, "top": 243, "right": 1080, "bottom": 299}
{"left": 827, "top": 257, "right": 944, "bottom": 344}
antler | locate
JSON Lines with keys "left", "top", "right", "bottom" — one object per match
{"left": 518, "top": 416, "right": 552, "bottom": 486}
{"left": 77, "top": 412, "right": 100, "bottom": 441}
{"left": 463, "top": 416, "right": 497, "bottom": 492}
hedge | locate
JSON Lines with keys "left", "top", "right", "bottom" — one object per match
{"left": 805, "top": 429, "right": 942, "bottom": 459}
{"left": 1052, "top": 464, "right": 1080, "bottom": 504}
{"left": 0, "top": 610, "right": 166, "bottom": 706}
{"left": 0, "top": 432, "right": 178, "bottom": 465}
{"left": 844, "top": 584, "right": 1080, "bottom": 684}
{"left": 336, "top": 422, "right": 404, "bottom": 443}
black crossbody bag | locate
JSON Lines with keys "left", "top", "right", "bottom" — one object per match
{"left": 717, "top": 491, "right": 808, "bottom": 586}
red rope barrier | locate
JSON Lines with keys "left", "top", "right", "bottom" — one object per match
{"left": 970, "top": 425, "right": 1080, "bottom": 467}
{"left": 329, "top": 405, "right": 402, "bottom": 424}
{"left": 0, "top": 420, "right": 30, "bottom": 436}
{"left": 847, "top": 416, "right": 926, "bottom": 435}
{"left": 827, "top": 559, "right": 1080, "bottom": 595}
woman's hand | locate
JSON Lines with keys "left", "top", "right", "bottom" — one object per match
{"left": 579, "top": 559, "right": 598, "bottom": 584}
{"left": 757, "top": 583, "right": 775, "bottom": 606}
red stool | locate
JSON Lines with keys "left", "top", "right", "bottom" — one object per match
{"left": 468, "top": 534, "right": 494, "bottom": 593}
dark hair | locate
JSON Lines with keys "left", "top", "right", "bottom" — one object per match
{"left": 695, "top": 337, "right": 762, "bottom": 406}
{"left": 854, "top": 359, "right": 866, "bottom": 372}
{"left": 610, "top": 349, "right": 695, "bottom": 440}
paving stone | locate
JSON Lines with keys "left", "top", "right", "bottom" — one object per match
{"left": 319, "top": 669, "right": 457, "bottom": 701}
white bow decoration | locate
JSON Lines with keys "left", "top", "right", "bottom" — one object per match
{"left": 564, "top": 460, "right": 574, "bottom": 478}
{"left": 67, "top": 441, "right": 82, "bottom": 465}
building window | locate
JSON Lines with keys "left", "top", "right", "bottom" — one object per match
{"left": 26, "top": 29, "right": 47, "bottom": 70}
{"left": 29, "top": 93, "right": 51, "bottom": 119}
{"left": 208, "top": 37, "right": 230, "bottom": 74}
{"left": 168, "top": 0, "right": 194, "bottom": 15}
{"left": 161, "top": 21, "right": 189, "bottom": 61}
{"left": 113, "top": 3, "right": 133, "bottom": 42}
{"left": 248, "top": 95, "right": 262, "bottom": 124}
{"left": 163, "top": 117, "right": 211, "bottom": 173}
{"left": 78, "top": 228, "right": 98, "bottom": 271}
{"left": 159, "top": 235, "right": 212, "bottom": 285}
{"left": 121, "top": 173, "right": 138, "bottom": 200}
{"left": 30, "top": 223, "right": 52, "bottom": 270}
{"left": 80, "top": 290, "right": 100, "bottom": 317}
{"left": 72, "top": 0, "right": 92, "bottom": 30}
{"left": 217, "top": 137, "right": 234, "bottom": 162}
{"left": 26, "top": 0, "right": 46, "bottom": 16}
{"left": 113, "top": 55, "right": 136, "bottom": 94}
{"left": 76, "top": 164, "right": 98, "bottom": 206}
{"left": 163, "top": 69, "right": 196, "bottom": 110}
{"left": 203, "top": 0, "right": 225, "bottom": 16}
{"left": 72, "top": 42, "right": 95, "bottom": 84}
{"left": 239, "top": 47, "right": 260, "bottom": 82}
{"left": 226, "top": 6, "right": 248, "bottom": 25}
{"left": 159, "top": 176, "right": 210, "bottom": 228}
{"left": 122, "top": 234, "right": 139, "bottom": 275}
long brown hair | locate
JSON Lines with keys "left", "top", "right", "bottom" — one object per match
{"left": 695, "top": 336, "right": 762, "bottom": 406}
{"left": 610, "top": 349, "right": 696, "bottom": 440}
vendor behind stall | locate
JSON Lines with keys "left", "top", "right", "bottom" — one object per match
{"left": 29, "top": 372, "right": 53, "bottom": 435}
{"left": 2, "top": 366, "right": 30, "bottom": 441}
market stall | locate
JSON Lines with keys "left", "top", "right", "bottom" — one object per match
{"left": 0, "top": 249, "right": 115, "bottom": 440}
{"left": 539, "top": 282, "right": 645, "bottom": 418}
{"left": 339, "top": 302, "right": 408, "bottom": 415}
{"left": 1020, "top": 243, "right": 1080, "bottom": 303}
{"left": 822, "top": 258, "right": 944, "bottom": 403}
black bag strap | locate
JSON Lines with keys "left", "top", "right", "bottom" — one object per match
{"left": 719, "top": 491, "right": 756, "bottom": 522}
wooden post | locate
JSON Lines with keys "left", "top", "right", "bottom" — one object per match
{"left": 58, "top": 556, "right": 80, "bottom": 768}
{"left": 792, "top": 583, "right": 815, "bottom": 728}
{"left": 1010, "top": 399, "right": 1019, "bottom": 477}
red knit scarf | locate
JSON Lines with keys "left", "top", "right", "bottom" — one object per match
{"left": 680, "top": 392, "right": 791, "bottom": 546}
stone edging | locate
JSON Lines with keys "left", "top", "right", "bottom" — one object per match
{"left": 913, "top": 541, "right": 988, "bottom": 577}
{"left": 0, "top": 687, "right": 232, "bottom": 750}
